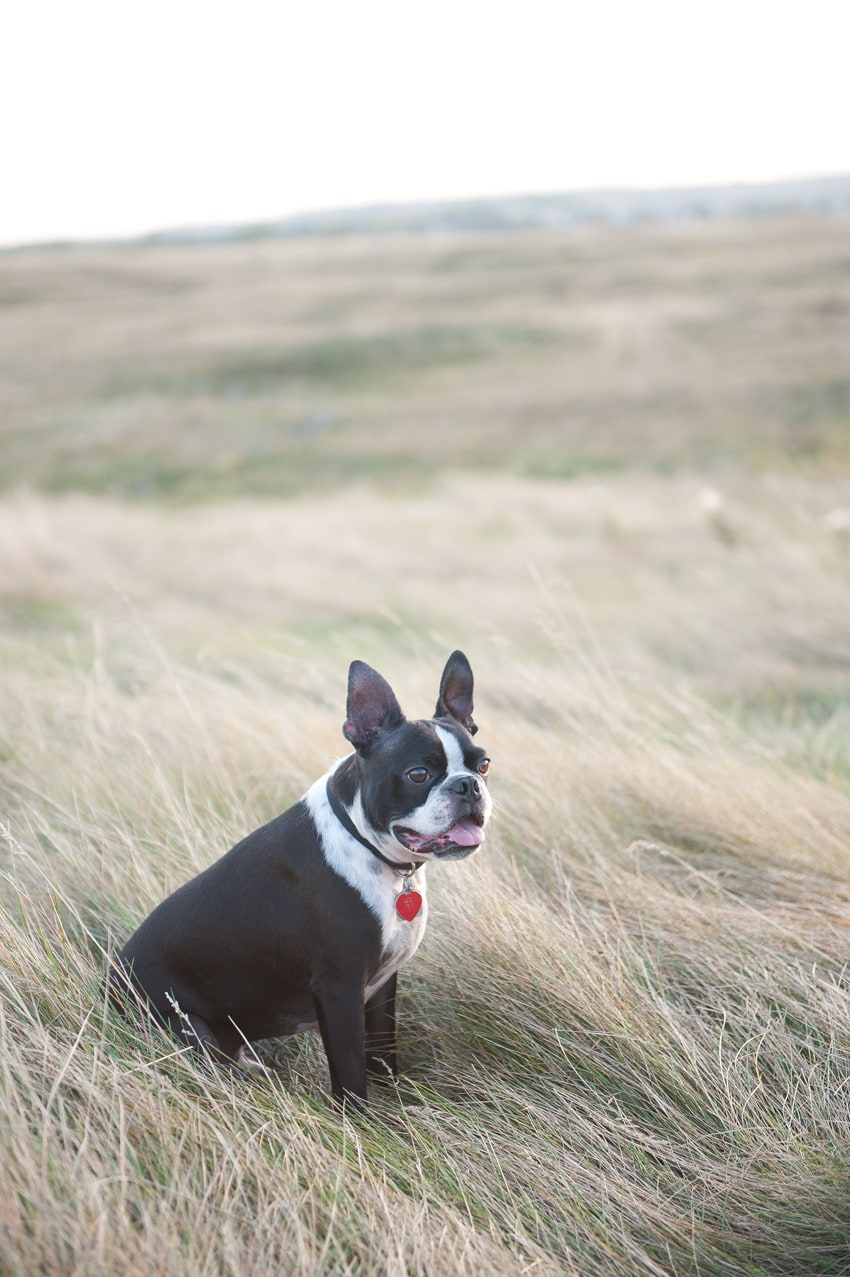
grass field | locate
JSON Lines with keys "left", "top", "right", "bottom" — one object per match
{"left": 2, "top": 217, "right": 850, "bottom": 1275}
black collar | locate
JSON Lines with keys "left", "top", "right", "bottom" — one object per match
{"left": 325, "top": 779, "right": 420, "bottom": 876}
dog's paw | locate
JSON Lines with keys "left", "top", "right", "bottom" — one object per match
{"left": 234, "top": 1045, "right": 276, "bottom": 1078}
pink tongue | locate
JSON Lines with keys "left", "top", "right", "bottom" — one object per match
{"left": 447, "top": 818, "right": 485, "bottom": 847}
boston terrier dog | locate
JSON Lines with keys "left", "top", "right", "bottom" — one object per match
{"left": 110, "top": 650, "right": 492, "bottom": 1107}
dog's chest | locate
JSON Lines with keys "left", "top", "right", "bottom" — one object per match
{"left": 365, "top": 897, "right": 427, "bottom": 1000}
{"left": 303, "top": 775, "right": 429, "bottom": 990}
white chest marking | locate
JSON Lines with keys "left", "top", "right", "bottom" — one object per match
{"left": 302, "top": 769, "right": 428, "bottom": 994}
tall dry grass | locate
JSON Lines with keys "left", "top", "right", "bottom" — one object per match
{"left": 3, "top": 470, "right": 850, "bottom": 1275}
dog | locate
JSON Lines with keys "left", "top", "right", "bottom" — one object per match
{"left": 110, "top": 650, "right": 492, "bottom": 1107}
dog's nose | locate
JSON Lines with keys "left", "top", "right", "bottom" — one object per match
{"left": 448, "top": 775, "right": 481, "bottom": 799}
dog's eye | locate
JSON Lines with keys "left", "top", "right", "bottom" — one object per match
{"left": 407, "top": 767, "right": 429, "bottom": 784}
{"left": 477, "top": 758, "right": 491, "bottom": 776}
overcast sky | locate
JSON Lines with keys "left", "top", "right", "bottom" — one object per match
{"left": 3, "top": 0, "right": 849, "bottom": 246}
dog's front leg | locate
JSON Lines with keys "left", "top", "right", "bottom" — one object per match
{"left": 365, "top": 972, "right": 397, "bottom": 1083}
{"left": 313, "top": 980, "right": 369, "bottom": 1108}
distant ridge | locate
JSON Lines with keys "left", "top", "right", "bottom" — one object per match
{"left": 146, "top": 174, "right": 850, "bottom": 245}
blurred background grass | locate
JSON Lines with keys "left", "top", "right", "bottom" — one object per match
{"left": 3, "top": 213, "right": 849, "bottom": 751}
{"left": 2, "top": 217, "right": 848, "bottom": 501}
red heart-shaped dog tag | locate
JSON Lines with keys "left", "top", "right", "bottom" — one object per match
{"left": 396, "top": 890, "right": 422, "bottom": 921}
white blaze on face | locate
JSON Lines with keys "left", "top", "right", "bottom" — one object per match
{"left": 436, "top": 725, "right": 466, "bottom": 776}
{"left": 394, "top": 725, "right": 492, "bottom": 843}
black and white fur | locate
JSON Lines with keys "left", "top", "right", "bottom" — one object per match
{"left": 110, "top": 651, "right": 492, "bottom": 1107}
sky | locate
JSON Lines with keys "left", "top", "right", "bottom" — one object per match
{"left": 3, "top": 0, "right": 849, "bottom": 246}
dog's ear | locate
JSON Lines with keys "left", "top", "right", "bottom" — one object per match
{"left": 434, "top": 650, "right": 477, "bottom": 736}
{"left": 343, "top": 661, "right": 405, "bottom": 751}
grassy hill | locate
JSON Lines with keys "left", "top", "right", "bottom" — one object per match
{"left": 2, "top": 216, "right": 849, "bottom": 500}
{"left": 2, "top": 214, "right": 850, "bottom": 1276}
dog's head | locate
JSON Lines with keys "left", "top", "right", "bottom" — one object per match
{"left": 342, "top": 651, "right": 492, "bottom": 862}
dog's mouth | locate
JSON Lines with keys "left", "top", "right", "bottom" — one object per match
{"left": 393, "top": 817, "right": 486, "bottom": 860}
